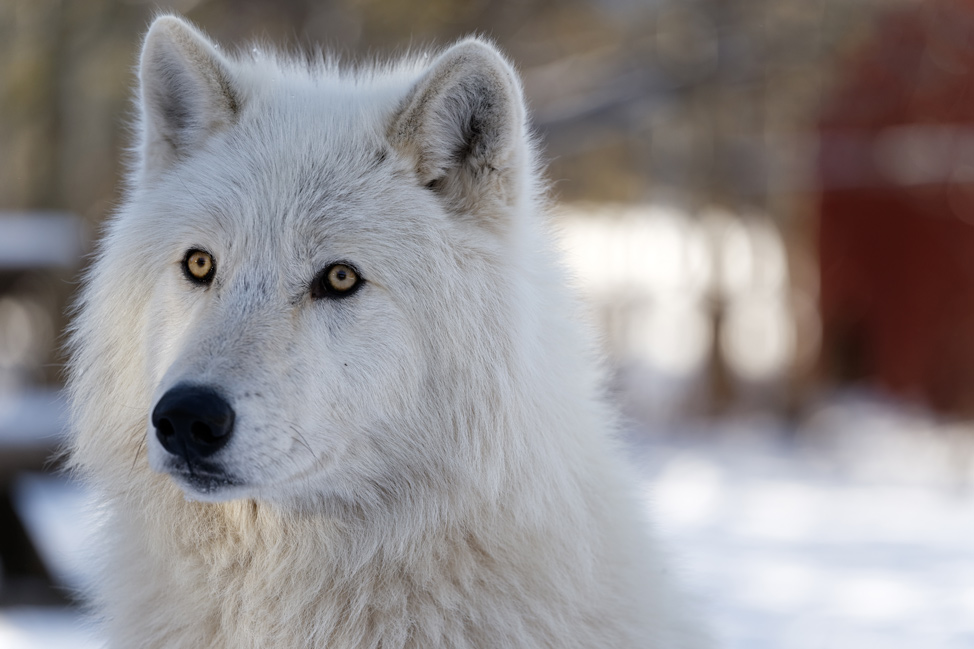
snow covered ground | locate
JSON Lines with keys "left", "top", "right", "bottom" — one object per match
{"left": 3, "top": 394, "right": 974, "bottom": 648}
{"left": 637, "top": 395, "right": 974, "bottom": 649}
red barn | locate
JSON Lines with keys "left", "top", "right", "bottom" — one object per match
{"left": 818, "top": 0, "right": 974, "bottom": 413}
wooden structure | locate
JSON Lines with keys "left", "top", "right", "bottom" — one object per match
{"left": 818, "top": 0, "right": 974, "bottom": 413}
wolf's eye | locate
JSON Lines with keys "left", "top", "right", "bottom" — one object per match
{"left": 311, "top": 263, "right": 362, "bottom": 299}
{"left": 183, "top": 249, "right": 215, "bottom": 284}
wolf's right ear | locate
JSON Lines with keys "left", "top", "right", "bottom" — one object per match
{"left": 138, "top": 16, "right": 240, "bottom": 177}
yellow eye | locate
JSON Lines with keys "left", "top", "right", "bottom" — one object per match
{"left": 184, "top": 249, "right": 215, "bottom": 283}
{"left": 327, "top": 264, "right": 357, "bottom": 291}
{"left": 311, "top": 262, "right": 362, "bottom": 299}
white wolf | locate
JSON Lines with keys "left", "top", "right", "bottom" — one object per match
{"left": 67, "top": 14, "right": 704, "bottom": 649}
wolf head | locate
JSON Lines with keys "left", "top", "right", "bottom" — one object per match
{"left": 68, "top": 15, "right": 563, "bottom": 516}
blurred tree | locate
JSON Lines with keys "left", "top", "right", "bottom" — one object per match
{"left": 0, "top": 0, "right": 895, "bottom": 396}
{"left": 0, "top": 0, "right": 889, "bottom": 216}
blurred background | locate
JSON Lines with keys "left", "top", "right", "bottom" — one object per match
{"left": 2, "top": 0, "right": 974, "bottom": 647}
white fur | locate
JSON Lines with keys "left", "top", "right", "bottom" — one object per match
{"left": 67, "top": 14, "right": 705, "bottom": 648}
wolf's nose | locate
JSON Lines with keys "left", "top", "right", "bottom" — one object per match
{"left": 152, "top": 384, "right": 235, "bottom": 460}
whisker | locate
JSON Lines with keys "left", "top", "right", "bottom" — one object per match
{"left": 289, "top": 424, "right": 315, "bottom": 458}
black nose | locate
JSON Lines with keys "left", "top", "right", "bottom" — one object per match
{"left": 152, "top": 384, "right": 235, "bottom": 461}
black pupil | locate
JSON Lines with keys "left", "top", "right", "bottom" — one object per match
{"left": 195, "top": 257, "right": 206, "bottom": 267}
{"left": 335, "top": 269, "right": 346, "bottom": 281}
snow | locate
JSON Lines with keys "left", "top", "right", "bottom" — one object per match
{"left": 12, "top": 474, "right": 100, "bottom": 595}
{"left": 0, "top": 388, "right": 67, "bottom": 448}
{"left": 4, "top": 393, "right": 974, "bottom": 648}
{"left": 636, "top": 395, "right": 974, "bottom": 649}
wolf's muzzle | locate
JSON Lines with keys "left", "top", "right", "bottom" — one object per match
{"left": 152, "top": 384, "right": 235, "bottom": 462}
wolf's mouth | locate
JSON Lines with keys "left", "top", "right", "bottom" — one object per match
{"left": 167, "top": 460, "right": 242, "bottom": 495}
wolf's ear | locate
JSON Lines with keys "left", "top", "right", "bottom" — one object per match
{"left": 138, "top": 15, "right": 240, "bottom": 177}
{"left": 389, "top": 39, "right": 527, "bottom": 224}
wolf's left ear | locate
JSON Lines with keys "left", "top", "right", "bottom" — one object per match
{"left": 138, "top": 16, "right": 240, "bottom": 178}
{"left": 389, "top": 39, "right": 527, "bottom": 223}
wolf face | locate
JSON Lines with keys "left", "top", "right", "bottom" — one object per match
{"left": 114, "top": 17, "right": 533, "bottom": 509}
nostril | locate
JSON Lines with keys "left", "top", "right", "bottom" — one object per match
{"left": 157, "top": 418, "right": 175, "bottom": 440}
